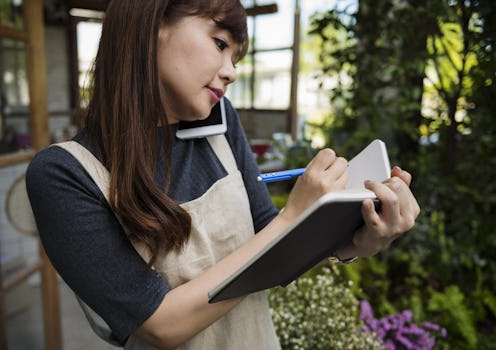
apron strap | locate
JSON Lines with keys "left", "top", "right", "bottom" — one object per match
{"left": 53, "top": 141, "right": 111, "bottom": 201}
{"left": 207, "top": 135, "right": 238, "bottom": 175}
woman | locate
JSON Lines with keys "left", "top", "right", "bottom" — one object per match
{"left": 26, "top": 0, "right": 420, "bottom": 349}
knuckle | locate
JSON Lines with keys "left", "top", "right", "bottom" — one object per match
{"left": 389, "top": 177, "right": 403, "bottom": 191}
{"left": 389, "top": 195, "right": 400, "bottom": 207}
{"left": 392, "top": 224, "right": 403, "bottom": 236}
{"left": 390, "top": 176, "right": 401, "bottom": 185}
{"left": 318, "top": 180, "right": 331, "bottom": 193}
{"left": 352, "top": 234, "right": 363, "bottom": 248}
{"left": 404, "top": 217, "right": 415, "bottom": 230}
{"left": 404, "top": 172, "right": 412, "bottom": 183}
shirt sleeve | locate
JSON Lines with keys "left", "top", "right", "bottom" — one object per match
{"left": 26, "top": 146, "right": 170, "bottom": 345}
{"left": 222, "top": 98, "right": 279, "bottom": 232}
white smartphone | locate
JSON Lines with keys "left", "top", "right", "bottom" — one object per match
{"left": 176, "top": 98, "right": 227, "bottom": 139}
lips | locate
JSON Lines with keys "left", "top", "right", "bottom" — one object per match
{"left": 207, "top": 86, "right": 224, "bottom": 103}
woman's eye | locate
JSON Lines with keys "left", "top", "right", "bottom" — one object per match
{"left": 214, "top": 38, "right": 228, "bottom": 51}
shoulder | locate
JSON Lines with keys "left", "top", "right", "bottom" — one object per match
{"left": 27, "top": 134, "right": 95, "bottom": 182}
{"left": 26, "top": 140, "right": 101, "bottom": 203}
{"left": 27, "top": 144, "right": 80, "bottom": 184}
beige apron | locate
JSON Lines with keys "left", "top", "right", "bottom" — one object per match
{"left": 55, "top": 135, "right": 280, "bottom": 350}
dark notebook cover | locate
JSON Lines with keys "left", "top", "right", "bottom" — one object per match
{"left": 208, "top": 192, "right": 380, "bottom": 303}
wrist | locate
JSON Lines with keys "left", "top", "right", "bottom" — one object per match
{"left": 329, "top": 251, "right": 358, "bottom": 265}
{"left": 277, "top": 205, "right": 299, "bottom": 225}
{"left": 335, "top": 243, "right": 359, "bottom": 260}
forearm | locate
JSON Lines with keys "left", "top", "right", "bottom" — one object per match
{"left": 133, "top": 211, "right": 293, "bottom": 349}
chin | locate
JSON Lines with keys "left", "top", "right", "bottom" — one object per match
{"left": 197, "top": 105, "right": 215, "bottom": 120}
{"left": 184, "top": 111, "right": 209, "bottom": 122}
{"left": 198, "top": 112, "right": 211, "bottom": 120}
{"left": 182, "top": 99, "right": 214, "bottom": 121}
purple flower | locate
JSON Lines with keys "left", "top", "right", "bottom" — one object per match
{"left": 360, "top": 300, "right": 447, "bottom": 350}
{"left": 360, "top": 300, "right": 375, "bottom": 321}
{"left": 396, "top": 333, "right": 414, "bottom": 349}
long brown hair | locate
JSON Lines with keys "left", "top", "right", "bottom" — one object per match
{"left": 83, "top": 0, "right": 248, "bottom": 267}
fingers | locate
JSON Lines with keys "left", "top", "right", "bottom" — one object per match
{"left": 350, "top": 167, "right": 421, "bottom": 258}
{"left": 306, "top": 148, "right": 338, "bottom": 172}
{"left": 385, "top": 176, "right": 421, "bottom": 222}
{"left": 323, "top": 155, "right": 348, "bottom": 189}
{"left": 390, "top": 166, "right": 412, "bottom": 186}
{"left": 304, "top": 148, "right": 349, "bottom": 192}
{"left": 360, "top": 198, "right": 380, "bottom": 228}
{"left": 363, "top": 180, "right": 401, "bottom": 232}
{"left": 363, "top": 177, "right": 420, "bottom": 235}
{"left": 285, "top": 148, "right": 349, "bottom": 220}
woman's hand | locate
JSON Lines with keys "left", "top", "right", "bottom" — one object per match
{"left": 281, "top": 148, "right": 349, "bottom": 222}
{"left": 337, "top": 166, "right": 420, "bottom": 259}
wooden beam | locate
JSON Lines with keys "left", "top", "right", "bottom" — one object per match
{"left": 0, "top": 24, "right": 28, "bottom": 42}
{"left": 289, "top": 2, "right": 301, "bottom": 139}
{"left": 39, "top": 244, "right": 62, "bottom": 350}
{"left": 0, "top": 149, "right": 35, "bottom": 168}
{"left": 64, "top": 1, "right": 276, "bottom": 15}
{"left": 68, "top": 17, "right": 80, "bottom": 113}
{"left": 245, "top": 4, "right": 278, "bottom": 17}
{"left": 24, "top": 3, "right": 62, "bottom": 350}
{"left": 1, "top": 261, "right": 43, "bottom": 293}
{"left": 24, "top": 0, "right": 50, "bottom": 150}
{"left": 66, "top": 0, "right": 109, "bottom": 11}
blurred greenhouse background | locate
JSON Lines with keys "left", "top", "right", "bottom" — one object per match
{"left": 1, "top": 0, "right": 495, "bottom": 349}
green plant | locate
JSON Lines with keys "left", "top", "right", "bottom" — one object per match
{"left": 269, "top": 265, "right": 384, "bottom": 350}
{"left": 270, "top": 192, "right": 289, "bottom": 211}
{"left": 428, "top": 285, "right": 478, "bottom": 349}
{"left": 307, "top": 1, "right": 496, "bottom": 348}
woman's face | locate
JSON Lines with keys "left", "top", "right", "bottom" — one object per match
{"left": 157, "top": 16, "right": 240, "bottom": 124}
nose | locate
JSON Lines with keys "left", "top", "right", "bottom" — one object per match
{"left": 219, "top": 57, "right": 236, "bottom": 84}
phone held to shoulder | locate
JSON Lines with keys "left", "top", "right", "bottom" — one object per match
{"left": 176, "top": 98, "right": 227, "bottom": 140}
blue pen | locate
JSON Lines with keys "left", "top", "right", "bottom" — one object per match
{"left": 257, "top": 168, "right": 306, "bottom": 183}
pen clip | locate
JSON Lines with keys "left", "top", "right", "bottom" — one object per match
{"left": 259, "top": 174, "right": 293, "bottom": 183}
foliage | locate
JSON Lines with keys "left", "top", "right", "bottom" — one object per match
{"left": 428, "top": 286, "right": 477, "bottom": 349}
{"left": 267, "top": 132, "right": 318, "bottom": 170}
{"left": 307, "top": 0, "right": 441, "bottom": 166}
{"left": 270, "top": 192, "right": 289, "bottom": 211}
{"left": 307, "top": 0, "right": 496, "bottom": 349}
{"left": 0, "top": 0, "right": 23, "bottom": 28}
{"left": 269, "top": 265, "right": 384, "bottom": 350}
